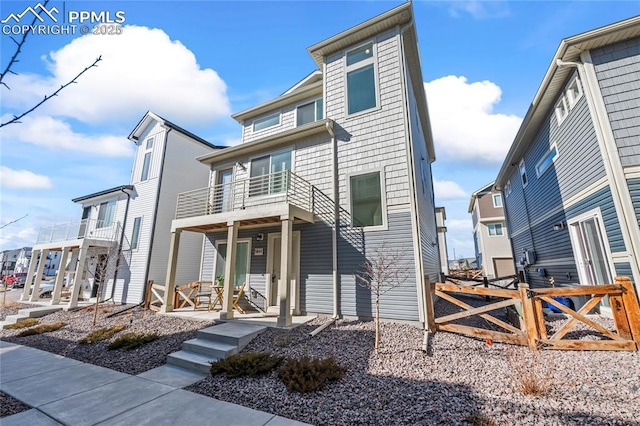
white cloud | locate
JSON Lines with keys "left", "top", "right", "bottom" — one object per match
{"left": 424, "top": 76, "right": 522, "bottom": 163}
{"left": 448, "top": 1, "right": 510, "bottom": 19}
{"left": 3, "top": 25, "right": 230, "bottom": 126}
{"left": 434, "top": 179, "right": 467, "bottom": 200}
{"left": 1, "top": 115, "right": 132, "bottom": 157}
{"left": 0, "top": 166, "right": 53, "bottom": 189}
{"left": 447, "top": 218, "right": 473, "bottom": 232}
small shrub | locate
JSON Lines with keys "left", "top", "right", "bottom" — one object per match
{"left": 278, "top": 356, "right": 346, "bottom": 394}
{"left": 17, "top": 322, "right": 65, "bottom": 337}
{"left": 210, "top": 352, "right": 284, "bottom": 378}
{"left": 80, "top": 324, "right": 126, "bottom": 344}
{"left": 4, "top": 318, "right": 40, "bottom": 329}
{"left": 507, "top": 348, "right": 552, "bottom": 397}
{"left": 107, "top": 332, "right": 158, "bottom": 351}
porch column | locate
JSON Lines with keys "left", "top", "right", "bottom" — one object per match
{"left": 278, "top": 217, "right": 293, "bottom": 327}
{"left": 220, "top": 221, "right": 239, "bottom": 320}
{"left": 21, "top": 249, "right": 40, "bottom": 301}
{"left": 29, "top": 249, "right": 49, "bottom": 302}
{"left": 69, "top": 244, "right": 88, "bottom": 308}
{"left": 161, "top": 230, "right": 182, "bottom": 313}
{"left": 51, "top": 247, "right": 70, "bottom": 305}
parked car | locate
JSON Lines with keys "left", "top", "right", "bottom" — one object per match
{"left": 29, "top": 280, "right": 55, "bottom": 299}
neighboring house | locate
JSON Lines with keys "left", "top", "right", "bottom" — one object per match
{"left": 0, "top": 249, "right": 20, "bottom": 276}
{"left": 22, "top": 112, "right": 221, "bottom": 307}
{"left": 163, "top": 3, "right": 440, "bottom": 327}
{"left": 494, "top": 17, "right": 640, "bottom": 313}
{"left": 14, "top": 247, "right": 32, "bottom": 274}
{"left": 435, "top": 207, "right": 449, "bottom": 276}
{"left": 468, "top": 182, "right": 515, "bottom": 278}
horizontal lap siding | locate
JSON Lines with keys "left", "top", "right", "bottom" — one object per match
{"left": 614, "top": 262, "right": 633, "bottom": 280}
{"left": 592, "top": 38, "right": 640, "bottom": 167}
{"left": 338, "top": 212, "right": 418, "bottom": 321}
{"left": 628, "top": 178, "right": 640, "bottom": 223}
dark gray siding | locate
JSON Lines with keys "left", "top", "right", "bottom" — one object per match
{"left": 615, "top": 262, "right": 633, "bottom": 280}
{"left": 629, "top": 178, "right": 640, "bottom": 223}
{"left": 338, "top": 212, "right": 418, "bottom": 321}
{"left": 592, "top": 37, "right": 640, "bottom": 167}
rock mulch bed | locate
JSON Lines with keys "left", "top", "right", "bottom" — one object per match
{"left": 0, "top": 302, "right": 31, "bottom": 321}
{"left": 0, "top": 303, "right": 213, "bottom": 375}
{"left": 0, "top": 391, "right": 30, "bottom": 418}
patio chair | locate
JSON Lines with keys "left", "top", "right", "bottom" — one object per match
{"left": 232, "top": 282, "right": 246, "bottom": 314}
{"left": 194, "top": 281, "right": 214, "bottom": 310}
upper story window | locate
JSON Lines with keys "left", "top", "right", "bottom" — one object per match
{"left": 96, "top": 201, "right": 116, "bottom": 228}
{"left": 519, "top": 160, "right": 528, "bottom": 188}
{"left": 555, "top": 97, "right": 568, "bottom": 125}
{"left": 566, "top": 77, "right": 583, "bottom": 109}
{"left": 249, "top": 150, "right": 291, "bottom": 196}
{"left": 253, "top": 113, "right": 280, "bottom": 132}
{"left": 296, "top": 99, "right": 323, "bottom": 126}
{"left": 492, "top": 193, "right": 503, "bottom": 208}
{"left": 141, "top": 137, "right": 154, "bottom": 181}
{"left": 536, "top": 143, "right": 559, "bottom": 177}
{"left": 488, "top": 223, "right": 503, "bottom": 236}
{"left": 349, "top": 170, "right": 386, "bottom": 229}
{"left": 345, "top": 42, "right": 378, "bottom": 115}
{"left": 504, "top": 180, "right": 512, "bottom": 198}
{"left": 130, "top": 217, "right": 141, "bottom": 250}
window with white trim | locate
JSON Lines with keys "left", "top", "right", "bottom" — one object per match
{"left": 504, "top": 180, "right": 512, "bottom": 198}
{"left": 215, "top": 239, "right": 251, "bottom": 287}
{"left": 555, "top": 97, "right": 568, "bottom": 125}
{"left": 296, "top": 98, "right": 323, "bottom": 126}
{"left": 492, "top": 193, "right": 502, "bottom": 208}
{"left": 253, "top": 113, "right": 280, "bottom": 132}
{"left": 349, "top": 171, "right": 385, "bottom": 228}
{"left": 130, "top": 217, "right": 141, "bottom": 250}
{"left": 519, "top": 160, "right": 528, "bottom": 187}
{"left": 249, "top": 150, "right": 291, "bottom": 197}
{"left": 96, "top": 201, "right": 116, "bottom": 228}
{"left": 566, "top": 77, "right": 583, "bottom": 109}
{"left": 488, "top": 223, "right": 503, "bottom": 236}
{"left": 345, "top": 42, "right": 377, "bottom": 115}
{"left": 536, "top": 144, "right": 559, "bottom": 177}
{"left": 140, "top": 137, "right": 154, "bottom": 181}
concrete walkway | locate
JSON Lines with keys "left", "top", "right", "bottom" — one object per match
{"left": 0, "top": 341, "right": 309, "bottom": 426}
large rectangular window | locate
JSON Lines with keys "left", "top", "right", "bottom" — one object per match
{"left": 130, "top": 217, "right": 141, "bottom": 249}
{"left": 253, "top": 113, "right": 280, "bottom": 132}
{"left": 97, "top": 201, "right": 116, "bottom": 228}
{"left": 350, "top": 171, "right": 384, "bottom": 228}
{"left": 488, "top": 223, "right": 503, "bottom": 236}
{"left": 215, "top": 240, "right": 250, "bottom": 287}
{"left": 296, "top": 99, "right": 323, "bottom": 126}
{"left": 536, "top": 144, "right": 558, "bottom": 177}
{"left": 141, "top": 152, "right": 151, "bottom": 181}
{"left": 346, "top": 42, "right": 377, "bottom": 115}
{"left": 249, "top": 151, "right": 291, "bottom": 196}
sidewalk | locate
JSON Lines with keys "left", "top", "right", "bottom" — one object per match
{"left": 0, "top": 341, "right": 309, "bottom": 426}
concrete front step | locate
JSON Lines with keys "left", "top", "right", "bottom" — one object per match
{"left": 18, "top": 306, "right": 64, "bottom": 318}
{"left": 182, "top": 338, "right": 238, "bottom": 359}
{"left": 167, "top": 350, "right": 217, "bottom": 374}
{"left": 197, "top": 322, "right": 266, "bottom": 351}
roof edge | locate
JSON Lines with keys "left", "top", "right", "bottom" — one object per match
{"left": 72, "top": 185, "right": 134, "bottom": 203}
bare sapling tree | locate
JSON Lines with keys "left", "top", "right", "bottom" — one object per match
{"left": 355, "top": 242, "right": 410, "bottom": 350}
{"left": 0, "top": 0, "right": 102, "bottom": 128}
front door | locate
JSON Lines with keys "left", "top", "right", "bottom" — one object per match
{"left": 569, "top": 213, "right": 613, "bottom": 309}
{"left": 267, "top": 232, "right": 300, "bottom": 312}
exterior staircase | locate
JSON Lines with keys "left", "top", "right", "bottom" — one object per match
{"left": 166, "top": 322, "right": 266, "bottom": 374}
{"left": 1, "top": 306, "right": 64, "bottom": 329}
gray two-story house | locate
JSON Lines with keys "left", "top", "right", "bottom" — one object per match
{"left": 495, "top": 17, "right": 640, "bottom": 314}
{"left": 162, "top": 3, "right": 440, "bottom": 327}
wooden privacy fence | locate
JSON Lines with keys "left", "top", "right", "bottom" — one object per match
{"left": 426, "top": 276, "right": 640, "bottom": 351}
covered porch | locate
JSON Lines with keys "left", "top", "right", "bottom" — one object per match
{"left": 162, "top": 170, "right": 316, "bottom": 327}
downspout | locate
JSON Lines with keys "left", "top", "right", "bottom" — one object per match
{"left": 326, "top": 119, "right": 339, "bottom": 319}
{"left": 109, "top": 187, "right": 132, "bottom": 301}
{"left": 142, "top": 126, "right": 172, "bottom": 303}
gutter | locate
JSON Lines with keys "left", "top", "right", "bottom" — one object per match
{"left": 326, "top": 119, "right": 340, "bottom": 319}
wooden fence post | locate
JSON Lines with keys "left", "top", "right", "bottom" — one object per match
{"left": 617, "top": 276, "right": 640, "bottom": 347}
{"left": 143, "top": 280, "right": 153, "bottom": 309}
{"left": 423, "top": 276, "right": 436, "bottom": 332}
{"left": 518, "top": 283, "right": 540, "bottom": 350}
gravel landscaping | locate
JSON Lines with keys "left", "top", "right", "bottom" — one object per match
{"left": 1, "top": 299, "right": 639, "bottom": 425}
{"left": 0, "top": 391, "right": 30, "bottom": 418}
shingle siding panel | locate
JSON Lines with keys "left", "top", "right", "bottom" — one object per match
{"left": 592, "top": 37, "right": 640, "bottom": 166}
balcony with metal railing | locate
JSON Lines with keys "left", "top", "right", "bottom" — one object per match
{"left": 35, "top": 219, "right": 122, "bottom": 248}
{"left": 174, "top": 170, "right": 315, "bottom": 230}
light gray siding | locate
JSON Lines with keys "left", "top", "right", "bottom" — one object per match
{"left": 591, "top": 37, "right": 640, "bottom": 167}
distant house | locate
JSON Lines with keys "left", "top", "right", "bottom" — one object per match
{"left": 22, "top": 112, "right": 222, "bottom": 306}
{"left": 0, "top": 249, "right": 20, "bottom": 277}
{"left": 162, "top": 3, "right": 441, "bottom": 326}
{"left": 468, "top": 182, "right": 515, "bottom": 278}
{"left": 435, "top": 207, "right": 449, "bottom": 276}
{"left": 14, "top": 247, "right": 32, "bottom": 274}
{"left": 494, "top": 16, "right": 640, "bottom": 313}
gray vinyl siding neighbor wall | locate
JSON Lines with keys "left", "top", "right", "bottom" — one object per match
{"left": 591, "top": 37, "right": 640, "bottom": 167}
{"left": 629, "top": 178, "right": 640, "bottom": 223}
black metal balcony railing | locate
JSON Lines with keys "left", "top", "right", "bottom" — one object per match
{"left": 175, "top": 170, "right": 313, "bottom": 220}
{"left": 36, "top": 219, "right": 122, "bottom": 245}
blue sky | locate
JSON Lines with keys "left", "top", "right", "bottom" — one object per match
{"left": 1, "top": 0, "right": 639, "bottom": 260}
